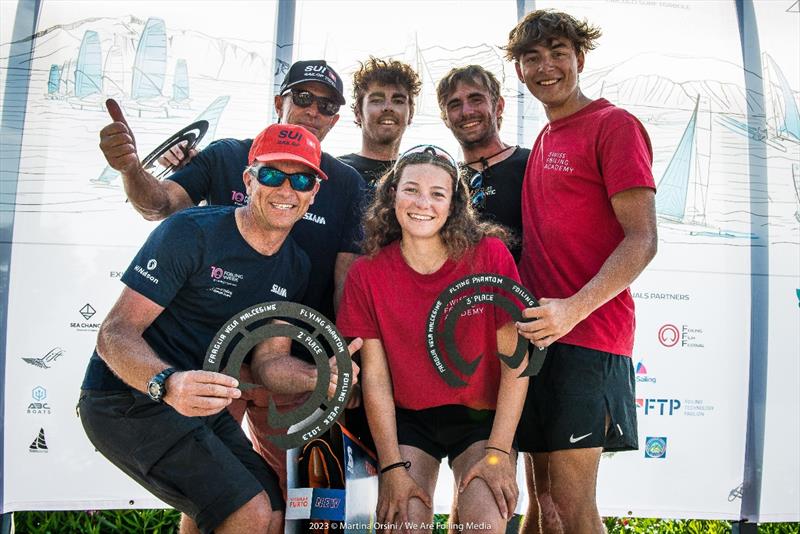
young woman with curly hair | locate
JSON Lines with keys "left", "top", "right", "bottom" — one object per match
{"left": 337, "top": 146, "right": 529, "bottom": 532}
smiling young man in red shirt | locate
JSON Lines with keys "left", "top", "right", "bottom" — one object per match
{"left": 506, "top": 10, "right": 658, "bottom": 534}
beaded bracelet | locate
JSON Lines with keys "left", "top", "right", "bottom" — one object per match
{"left": 380, "top": 460, "right": 411, "bottom": 474}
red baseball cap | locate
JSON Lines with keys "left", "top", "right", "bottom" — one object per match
{"left": 248, "top": 124, "right": 328, "bottom": 180}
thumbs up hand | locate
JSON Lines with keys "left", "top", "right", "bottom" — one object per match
{"left": 99, "top": 98, "right": 142, "bottom": 176}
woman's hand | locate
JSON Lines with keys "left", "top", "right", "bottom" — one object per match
{"left": 458, "top": 451, "right": 518, "bottom": 520}
{"left": 377, "top": 468, "right": 432, "bottom": 527}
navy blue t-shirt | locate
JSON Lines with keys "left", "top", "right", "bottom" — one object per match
{"left": 82, "top": 206, "right": 310, "bottom": 390}
{"left": 168, "top": 138, "right": 366, "bottom": 319}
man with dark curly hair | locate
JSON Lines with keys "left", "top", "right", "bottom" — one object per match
{"left": 340, "top": 57, "right": 421, "bottom": 190}
{"left": 506, "top": 10, "right": 658, "bottom": 534}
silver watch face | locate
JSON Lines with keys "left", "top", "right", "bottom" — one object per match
{"left": 147, "top": 379, "right": 163, "bottom": 400}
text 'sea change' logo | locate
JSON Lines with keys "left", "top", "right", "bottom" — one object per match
{"left": 203, "top": 302, "right": 352, "bottom": 449}
{"left": 426, "top": 274, "right": 545, "bottom": 387}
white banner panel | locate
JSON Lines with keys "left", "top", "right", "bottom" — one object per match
{"left": 753, "top": 0, "right": 800, "bottom": 523}
{"left": 1, "top": 0, "right": 798, "bottom": 522}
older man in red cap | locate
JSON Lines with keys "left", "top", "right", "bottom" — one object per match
{"left": 79, "top": 124, "right": 362, "bottom": 534}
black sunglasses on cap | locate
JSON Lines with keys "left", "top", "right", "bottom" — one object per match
{"left": 249, "top": 166, "right": 320, "bottom": 192}
{"left": 284, "top": 89, "right": 340, "bottom": 117}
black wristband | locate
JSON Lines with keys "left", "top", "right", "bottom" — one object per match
{"left": 380, "top": 460, "right": 411, "bottom": 474}
{"left": 485, "top": 446, "right": 510, "bottom": 455}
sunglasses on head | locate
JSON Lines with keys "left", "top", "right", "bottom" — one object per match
{"left": 397, "top": 144, "right": 460, "bottom": 190}
{"left": 285, "top": 89, "right": 340, "bottom": 117}
{"left": 249, "top": 165, "right": 319, "bottom": 192}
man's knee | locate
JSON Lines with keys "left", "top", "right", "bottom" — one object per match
{"left": 218, "top": 492, "right": 272, "bottom": 532}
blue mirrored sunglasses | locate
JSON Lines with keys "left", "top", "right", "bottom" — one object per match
{"left": 249, "top": 166, "right": 319, "bottom": 192}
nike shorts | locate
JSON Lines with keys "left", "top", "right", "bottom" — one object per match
{"left": 79, "top": 389, "right": 284, "bottom": 534}
{"left": 396, "top": 404, "right": 497, "bottom": 465}
{"left": 515, "top": 342, "right": 638, "bottom": 453}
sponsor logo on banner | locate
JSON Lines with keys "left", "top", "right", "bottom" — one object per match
{"left": 22, "top": 347, "right": 64, "bottom": 369}
{"left": 632, "top": 291, "right": 690, "bottom": 301}
{"left": 658, "top": 324, "right": 680, "bottom": 347}
{"left": 29, "top": 428, "right": 49, "bottom": 453}
{"left": 635, "top": 360, "right": 656, "bottom": 383}
{"left": 71, "top": 304, "right": 101, "bottom": 332}
{"left": 683, "top": 399, "right": 715, "bottom": 416}
{"left": 28, "top": 386, "right": 52, "bottom": 415}
{"left": 644, "top": 436, "right": 667, "bottom": 459}
{"left": 636, "top": 398, "right": 681, "bottom": 415}
{"left": 80, "top": 303, "right": 96, "bottom": 320}
{"left": 636, "top": 398, "right": 714, "bottom": 417}
{"left": 658, "top": 323, "right": 705, "bottom": 348}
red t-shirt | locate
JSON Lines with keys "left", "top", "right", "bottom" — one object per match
{"left": 337, "top": 237, "right": 520, "bottom": 410}
{"left": 519, "top": 99, "right": 655, "bottom": 356}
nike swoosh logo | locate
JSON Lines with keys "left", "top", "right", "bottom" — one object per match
{"left": 569, "top": 432, "right": 592, "bottom": 444}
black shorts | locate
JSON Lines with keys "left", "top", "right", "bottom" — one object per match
{"left": 79, "top": 389, "right": 284, "bottom": 533}
{"left": 516, "top": 343, "right": 638, "bottom": 453}
{"left": 395, "top": 405, "right": 496, "bottom": 465}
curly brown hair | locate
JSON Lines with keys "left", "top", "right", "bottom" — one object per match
{"left": 351, "top": 57, "right": 421, "bottom": 120}
{"left": 362, "top": 150, "right": 510, "bottom": 259}
{"left": 504, "top": 10, "right": 602, "bottom": 61}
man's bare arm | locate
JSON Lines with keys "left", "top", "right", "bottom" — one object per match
{"left": 517, "top": 187, "right": 658, "bottom": 347}
{"left": 96, "top": 287, "right": 240, "bottom": 416}
{"left": 101, "top": 99, "right": 194, "bottom": 221}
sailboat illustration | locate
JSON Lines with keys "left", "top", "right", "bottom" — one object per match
{"left": 67, "top": 30, "right": 104, "bottom": 110}
{"left": 123, "top": 17, "right": 169, "bottom": 117}
{"left": 46, "top": 64, "right": 62, "bottom": 99}
{"left": 656, "top": 96, "right": 756, "bottom": 239}
{"left": 764, "top": 53, "right": 800, "bottom": 143}
{"left": 716, "top": 53, "right": 799, "bottom": 151}
{"left": 793, "top": 163, "right": 800, "bottom": 223}
{"left": 170, "top": 59, "right": 191, "bottom": 108}
{"left": 29, "top": 428, "right": 49, "bottom": 453}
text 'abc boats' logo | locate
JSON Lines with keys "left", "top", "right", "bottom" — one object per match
{"left": 645, "top": 437, "right": 667, "bottom": 459}
{"left": 70, "top": 303, "right": 101, "bottom": 332}
{"left": 27, "top": 386, "right": 51, "bottom": 415}
{"left": 658, "top": 323, "right": 704, "bottom": 349}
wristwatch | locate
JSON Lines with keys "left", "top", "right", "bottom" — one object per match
{"left": 146, "top": 367, "right": 177, "bottom": 403}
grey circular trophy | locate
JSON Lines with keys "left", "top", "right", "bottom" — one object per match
{"left": 426, "top": 274, "right": 547, "bottom": 387}
{"left": 203, "top": 301, "right": 352, "bottom": 449}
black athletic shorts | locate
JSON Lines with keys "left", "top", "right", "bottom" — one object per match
{"left": 516, "top": 342, "right": 638, "bottom": 453}
{"left": 395, "top": 404, "right": 497, "bottom": 465}
{"left": 79, "top": 389, "right": 284, "bottom": 533}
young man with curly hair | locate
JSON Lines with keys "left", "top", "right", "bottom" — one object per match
{"left": 340, "top": 57, "right": 421, "bottom": 189}
{"left": 506, "top": 10, "right": 658, "bottom": 534}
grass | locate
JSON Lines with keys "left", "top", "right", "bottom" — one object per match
{"left": 9, "top": 511, "right": 800, "bottom": 534}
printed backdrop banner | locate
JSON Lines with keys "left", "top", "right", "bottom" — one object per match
{"left": 1, "top": 0, "right": 798, "bottom": 523}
